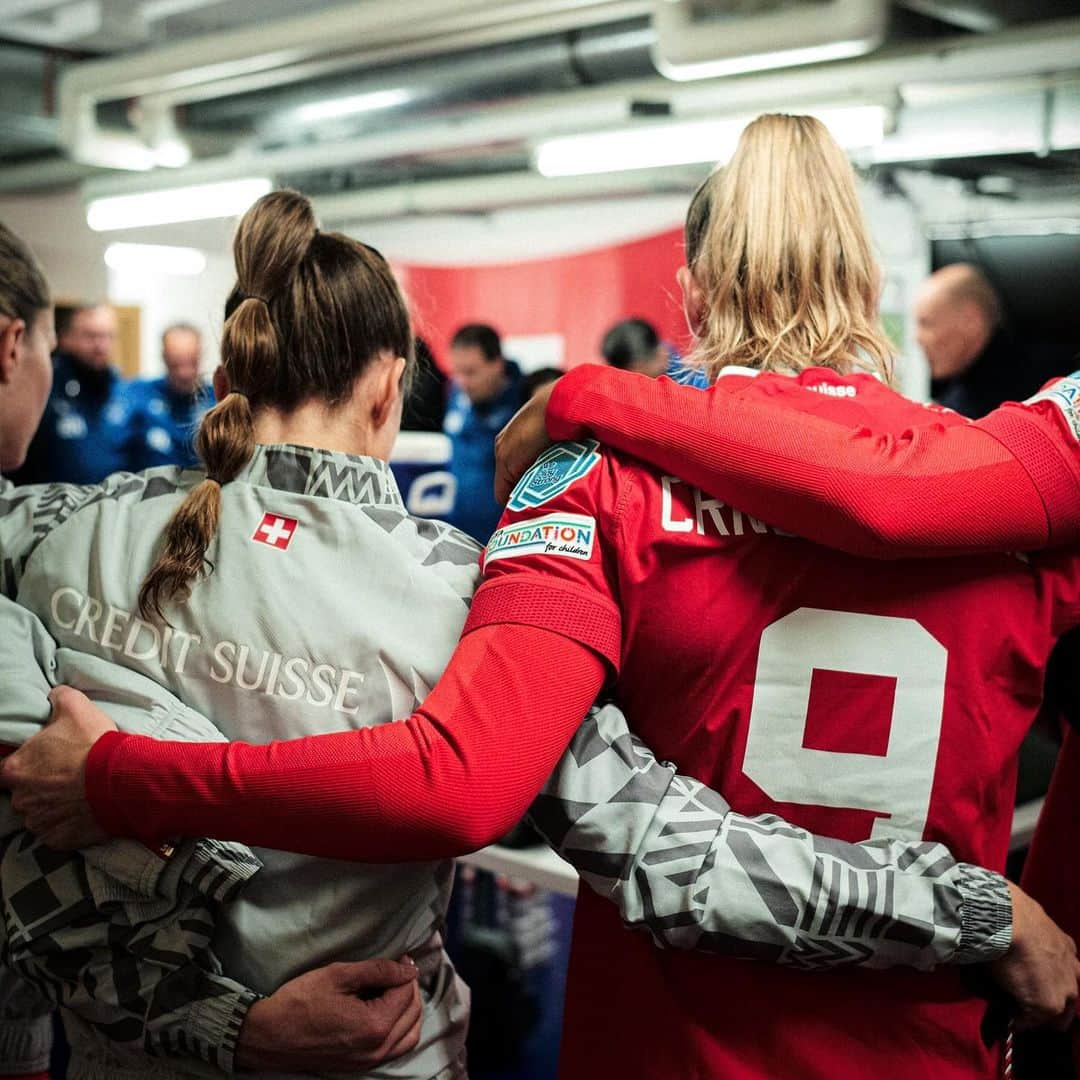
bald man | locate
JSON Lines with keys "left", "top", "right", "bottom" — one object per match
{"left": 915, "top": 263, "right": 1033, "bottom": 418}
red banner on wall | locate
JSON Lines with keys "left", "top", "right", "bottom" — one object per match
{"left": 396, "top": 227, "right": 690, "bottom": 372}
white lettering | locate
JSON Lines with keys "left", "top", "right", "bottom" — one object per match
{"left": 51, "top": 587, "right": 82, "bottom": 631}
{"left": 123, "top": 617, "right": 161, "bottom": 662}
{"left": 263, "top": 653, "right": 283, "bottom": 697}
{"left": 334, "top": 670, "right": 365, "bottom": 716}
{"left": 661, "top": 476, "right": 694, "bottom": 533}
{"left": 308, "top": 664, "right": 336, "bottom": 708}
{"left": 172, "top": 632, "right": 200, "bottom": 675}
{"left": 276, "top": 656, "right": 308, "bottom": 701}
{"left": 101, "top": 605, "right": 129, "bottom": 651}
{"left": 73, "top": 596, "right": 103, "bottom": 643}
{"left": 159, "top": 625, "right": 174, "bottom": 668}
{"left": 210, "top": 640, "right": 236, "bottom": 683}
{"left": 235, "top": 644, "right": 270, "bottom": 691}
{"left": 694, "top": 489, "right": 730, "bottom": 537}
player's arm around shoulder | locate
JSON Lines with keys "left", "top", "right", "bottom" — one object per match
{"left": 470, "top": 439, "right": 627, "bottom": 671}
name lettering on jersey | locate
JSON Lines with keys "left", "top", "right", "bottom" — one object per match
{"left": 661, "top": 476, "right": 789, "bottom": 539}
{"left": 507, "top": 440, "right": 600, "bottom": 511}
{"left": 486, "top": 512, "right": 596, "bottom": 563}
{"left": 252, "top": 512, "right": 298, "bottom": 550}
{"left": 1026, "top": 373, "right": 1080, "bottom": 441}
{"left": 50, "top": 586, "right": 367, "bottom": 717}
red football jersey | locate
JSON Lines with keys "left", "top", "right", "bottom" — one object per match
{"left": 469, "top": 367, "right": 1080, "bottom": 1080}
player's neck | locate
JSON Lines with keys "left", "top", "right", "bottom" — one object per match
{"left": 251, "top": 400, "right": 383, "bottom": 462}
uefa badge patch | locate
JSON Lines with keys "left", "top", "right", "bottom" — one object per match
{"left": 1026, "top": 373, "right": 1080, "bottom": 441}
{"left": 507, "top": 439, "right": 601, "bottom": 511}
{"left": 252, "top": 512, "right": 299, "bottom": 551}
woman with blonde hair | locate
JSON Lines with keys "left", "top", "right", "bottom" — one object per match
{"left": 8, "top": 120, "right": 1080, "bottom": 1078}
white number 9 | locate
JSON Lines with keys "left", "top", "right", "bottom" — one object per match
{"left": 742, "top": 608, "right": 947, "bottom": 842}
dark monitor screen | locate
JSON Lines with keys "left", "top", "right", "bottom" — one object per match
{"left": 932, "top": 231, "right": 1080, "bottom": 381}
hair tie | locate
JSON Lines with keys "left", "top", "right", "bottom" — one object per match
{"left": 239, "top": 292, "right": 269, "bottom": 307}
{"left": 204, "top": 476, "right": 222, "bottom": 489}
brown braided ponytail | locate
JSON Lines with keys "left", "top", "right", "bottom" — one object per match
{"left": 139, "top": 189, "right": 413, "bottom": 620}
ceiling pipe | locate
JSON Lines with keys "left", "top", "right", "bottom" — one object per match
{"left": 893, "top": 0, "right": 1006, "bottom": 33}
{"left": 57, "top": 0, "right": 649, "bottom": 169}
{"left": 80, "top": 15, "right": 1080, "bottom": 200}
{"left": 313, "top": 164, "right": 705, "bottom": 225}
{"left": 652, "top": 0, "right": 889, "bottom": 82}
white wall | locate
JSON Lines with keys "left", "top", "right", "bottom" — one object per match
{"left": 0, "top": 188, "right": 235, "bottom": 376}
{"left": 107, "top": 251, "right": 233, "bottom": 377}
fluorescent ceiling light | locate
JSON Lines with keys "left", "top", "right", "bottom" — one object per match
{"left": 87, "top": 177, "right": 273, "bottom": 231}
{"left": 153, "top": 138, "right": 192, "bottom": 168}
{"left": 656, "top": 39, "right": 873, "bottom": 82}
{"left": 294, "top": 88, "right": 412, "bottom": 124}
{"left": 535, "top": 106, "right": 885, "bottom": 178}
{"left": 105, "top": 242, "right": 207, "bottom": 276}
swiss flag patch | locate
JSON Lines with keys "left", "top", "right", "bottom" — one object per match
{"left": 252, "top": 513, "right": 298, "bottom": 550}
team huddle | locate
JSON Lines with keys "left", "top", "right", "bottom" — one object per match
{"left": 0, "top": 113, "right": 1077, "bottom": 1080}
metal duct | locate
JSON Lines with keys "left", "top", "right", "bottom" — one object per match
{"left": 56, "top": 0, "right": 651, "bottom": 169}
{"left": 652, "top": 0, "right": 889, "bottom": 81}
{"left": 73, "top": 15, "right": 1080, "bottom": 202}
{"left": 186, "top": 20, "right": 656, "bottom": 138}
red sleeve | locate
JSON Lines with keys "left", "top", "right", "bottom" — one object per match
{"left": 86, "top": 624, "right": 606, "bottom": 861}
{"left": 547, "top": 365, "right": 1080, "bottom": 557}
{"left": 465, "top": 439, "right": 623, "bottom": 663}
{"left": 1020, "top": 729, "right": 1080, "bottom": 946}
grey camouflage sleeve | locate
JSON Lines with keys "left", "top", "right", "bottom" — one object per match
{"left": 0, "top": 591, "right": 263, "bottom": 1073}
{"left": 1, "top": 830, "right": 261, "bottom": 1072}
{"left": 529, "top": 704, "right": 1011, "bottom": 972}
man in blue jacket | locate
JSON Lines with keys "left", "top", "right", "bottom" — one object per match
{"left": 443, "top": 323, "right": 524, "bottom": 542}
{"left": 9, "top": 304, "right": 136, "bottom": 485}
{"left": 128, "top": 323, "right": 212, "bottom": 470}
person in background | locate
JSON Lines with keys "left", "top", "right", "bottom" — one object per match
{"left": 916, "top": 263, "right": 1035, "bottom": 418}
{"left": 401, "top": 336, "right": 449, "bottom": 433}
{"left": 600, "top": 318, "right": 668, "bottom": 378}
{"left": 443, "top": 323, "right": 523, "bottom": 541}
{"left": 601, "top": 316, "right": 708, "bottom": 387}
{"left": 128, "top": 323, "right": 211, "bottom": 470}
{"left": 521, "top": 366, "right": 561, "bottom": 402}
{"left": 9, "top": 303, "right": 135, "bottom": 486}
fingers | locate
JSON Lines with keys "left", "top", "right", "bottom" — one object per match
{"left": 47, "top": 684, "right": 88, "bottom": 716}
{"left": 332, "top": 957, "right": 418, "bottom": 992}
{"left": 362, "top": 980, "right": 423, "bottom": 1066}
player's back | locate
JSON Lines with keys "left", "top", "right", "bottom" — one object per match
{"left": 558, "top": 369, "right": 1079, "bottom": 1080}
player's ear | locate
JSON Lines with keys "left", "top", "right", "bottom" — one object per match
{"left": 0, "top": 317, "right": 26, "bottom": 385}
{"left": 677, "top": 266, "right": 706, "bottom": 337}
{"left": 370, "top": 353, "right": 407, "bottom": 428}
{"left": 212, "top": 365, "right": 231, "bottom": 402}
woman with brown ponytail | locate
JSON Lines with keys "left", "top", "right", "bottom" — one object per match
{"left": 0, "top": 212, "right": 433, "bottom": 1077}
{"left": 4, "top": 167, "right": 1076, "bottom": 1078}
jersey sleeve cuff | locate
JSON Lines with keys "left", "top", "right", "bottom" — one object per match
{"left": 979, "top": 407, "right": 1080, "bottom": 546}
{"left": 187, "top": 983, "right": 261, "bottom": 1074}
{"left": 86, "top": 728, "right": 136, "bottom": 839}
{"left": 953, "top": 864, "right": 1013, "bottom": 965}
{"left": 463, "top": 576, "right": 622, "bottom": 673}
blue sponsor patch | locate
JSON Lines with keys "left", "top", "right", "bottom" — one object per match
{"left": 1026, "top": 373, "right": 1080, "bottom": 441}
{"left": 507, "top": 439, "right": 601, "bottom": 511}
